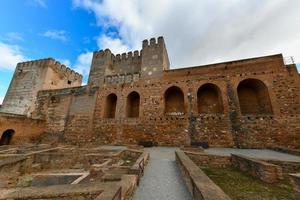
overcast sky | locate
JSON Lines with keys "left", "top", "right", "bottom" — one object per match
{"left": 74, "top": 0, "right": 300, "bottom": 67}
{"left": 0, "top": 0, "right": 300, "bottom": 103}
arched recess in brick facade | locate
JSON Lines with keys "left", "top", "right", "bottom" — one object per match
{"left": 104, "top": 93, "right": 117, "bottom": 118}
{"left": 197, "top": 83, "right": 224, "bottom": 114}
{"left": 237, "top": 78, "right": 273, "bottom": 115}
{"left": 126, "top": 91, "right": 140, "bottom": 118}
{"left": 164, "top": 86, "right": 185, "bottom": 115}
{"left": 0, "top": 129, "right": 15, "bottom": 145}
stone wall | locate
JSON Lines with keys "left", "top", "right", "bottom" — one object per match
{"left": 290, "top": 173, "right": 300, "bottom": 199}
{"left": 88, "top": 37, "right": 170, "bottom": 87}
{"left": 33, "top": 86, "right": 97, "bottom": 144}
{"left": 31, "top": 51, "right": 300, "bottom": 148}
{"left": 266, "top": 159, "right": 300, "bottom": 174}
{"left": 91, "top": 53, "right": 299, "bottom": 147}
{"left": 231, "top": 154, "right": 283, "bottom": 183}
{"left": 185, "top": 151, "right": 231, "bottom": 167}
{"left": 0, "top": 113, "right": 45, "bottom": 145}
{"left": 4, "top": 37, "right": 299, "bottom": 148}
{"left": 175, "top": 150, "right": 231, "bottom": 200}
{"left": 0, "top": 58, "right": 82, "bottom": 116}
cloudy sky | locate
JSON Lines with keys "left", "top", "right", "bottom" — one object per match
{"left": 0, "top": 0, "right": 300, "bottom": 103}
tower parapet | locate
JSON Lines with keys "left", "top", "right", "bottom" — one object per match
{"left": 0, "top": 58, "right": 82, "bottom": 116}
{"left": 141, "top": 36, "right": 170, "bottom": 78}
{"left": 49, "top": 59, "right": 83, "bottom": 81}
{"left": 88, "top": 36, "right": 170, "bottom": 87}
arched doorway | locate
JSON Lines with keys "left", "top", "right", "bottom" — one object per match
{"left": 164, "top": 86, "right": 185, "bottom": 115}
{"left": 197, "top": 83, "right": 224, "bottom": 114}
{"left": 104, "top": 93, "right": 117, "bottom": 118}
{"left": 0, "top": 129, "right": 15, "bottom": 145}
{"left": 126, "top": 91, "right": 140, "bottom": 118}
{"left": 237, "top": 79, "right": 273, "bottom": 115}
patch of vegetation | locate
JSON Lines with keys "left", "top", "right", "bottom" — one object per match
{"left": 200, "top": 165, "right": 295, "bottom": 200}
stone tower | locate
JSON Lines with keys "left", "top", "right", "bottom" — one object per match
{"left": 87, "top": 36, "right": 170, "bottom": 87}
{"left": 0, "top": 58, "right": 82, "bottom": 116}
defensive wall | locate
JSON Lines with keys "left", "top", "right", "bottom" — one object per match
{"left": 0, "top": 37, "right": 299, "bottom": 148}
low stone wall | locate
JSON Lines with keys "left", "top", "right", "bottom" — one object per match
{"left": 272, "top": 146, "right": 300, "bottom": 157}
{"left": 175, "top": 150, "right": 231, "bottom": 200}
{"left": 0, "top": 156, "right": 32, "bottom": 175}
{"left": 129, "top": 151, "right": 150, "bottom": 181}
{"left": 121, "top": 149, "right": 143, "bottom": 160}
{"left": 289, "top": 173, "right": 300, "bottom": 200}
{"left": 119, "top": 175, "right": 138, "bottom": 200}
{"left": 0, "top": 181, "right": 120, "bottom": 200}
{"left": 231, "top": 154, "right": 283, "bottom": 183}
{"left": 185, "top": 151, "right": 231, "bottom": 167}
{"left": 266, "top": 160, "right": 300, "bottom": 174}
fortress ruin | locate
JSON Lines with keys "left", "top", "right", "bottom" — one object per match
{"left": 0, "top": 36, "right": 299, "bottom": 149}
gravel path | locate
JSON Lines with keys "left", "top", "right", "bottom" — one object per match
{"left": 205, "top": 148, "right": 300, "bottom": 162}
{"left": 133, "top": 147, "right": 192, "bottom": 200}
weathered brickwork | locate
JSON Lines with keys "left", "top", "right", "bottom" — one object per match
{"left": 1, "top": 37, "right": 299, "bottom": 148}
{"left": 0, "top": 113, "right": 45, "bottom": 144}
{"left": 0, "top": 58, "right": 82, "bottom": 116}
{"left": 290, "top": 173, "right": 300, "bottom": 199}
{"left": 231, "top": 154, "right": 283, "bottom": 183}
{"left": 185, "top": 151, "right": 231, "bottom": 167}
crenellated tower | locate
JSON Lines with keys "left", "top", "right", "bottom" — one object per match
{"left": 0, "top": 58, "right": 82, "bottom": 116}
{"left": 141, "top": 36, "right": 170, "bottom": 78}
{"left": 88, "top": 36, "right": 170, "bottom": 87}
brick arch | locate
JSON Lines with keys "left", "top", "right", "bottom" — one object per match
{"left": 126, "top": 91, "right": 140, "bottom": 118}
{"left": 164, "top": 86, "right": 185, "bottom": 115}
{"left": 0, "top": 129, "right": 15, "bottom": 145}
{"left": 197, "top": 83, "right": 224, "bottom": 114}
{"left": 237, "top": 78, "right": 273, "bottom": 115}
{"left": 103, "top": 93, "right": 117, "bottom": 118}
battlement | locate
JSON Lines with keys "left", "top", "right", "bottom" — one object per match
{"left": 2, "top": 57, "right": 82, "bottom": 116}
{"left": 93, "top": 49, "right": 141, "bottom": 63}
{"left": 113, "top": 50, "right": 141, "bottom": 62}
{"left": 142, "top": 36, "right": 165, "bottom": 48}
{"left": 88, "top": 36, "right": 170, "bottom": 87}
{"left": 49, "top": 59, "right": 83, "bottom": 79}
{"left": 17, "top": 58, "right": 53, "bottom": 68}
{"left": 93, "top": 49, "right": 112, "bottom": 59}
{"left": 92, "top": 36, "right": 165, "bottom": 62}
{"left": 17, "top": 58, "right": 82, "bottom": 79}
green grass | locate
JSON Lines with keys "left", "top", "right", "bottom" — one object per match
{"left": 200, "top": 165, "right": 295, "bottom": 200}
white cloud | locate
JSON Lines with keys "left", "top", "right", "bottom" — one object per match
{"left": 73, "top": 0, "right": 300, "bottom": 68}
{"left": 0, "top": 42, "right": 26, "bottom": 70}
{"left": 59, "top": 59, "right": 71, "bottom": 67}
{"left": 0, "top": 96, "right": 4, "bottom": 104}
{"left": 97, "top": 35, "right": 130, "bottom": 54}
{"left": 41, "top": 30, "right": 68, "bottom": 42}
{"left": 72, "top": 52, "right": 93, "bottom": 76}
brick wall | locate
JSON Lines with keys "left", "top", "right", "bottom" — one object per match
{"left": 31, "top": 53, "right": 300, "bottom": 148}
{"left": 0, "top": 58, "right": 82, "bottom": 116}
{"left": 0, "top": 113, "right": 45, "bottom": 144}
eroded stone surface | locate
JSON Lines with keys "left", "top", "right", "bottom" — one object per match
{"left": 0, "top": 144, "right": 145, "bottom": 200}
